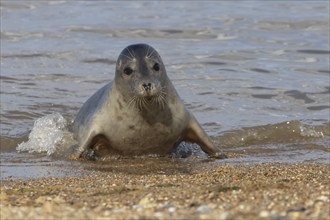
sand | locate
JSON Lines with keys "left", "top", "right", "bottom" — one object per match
{"left": 1, "top": 162, "right": 329, "bottom": 220}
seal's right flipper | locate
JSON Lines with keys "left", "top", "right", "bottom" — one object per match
{"left": 70, "top": 132, "right": 114, "bottom": 160}
{"left": 70, "top": 130, "right": 96, "bottom": 160}
{"left": 184, "top": 114, "right": 226, "bottom": 159}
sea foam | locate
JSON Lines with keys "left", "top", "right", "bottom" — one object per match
{"left": 17, "top": 113, "right": 74, "bottom": 156}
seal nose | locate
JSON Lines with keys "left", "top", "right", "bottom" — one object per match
{"left": 142, "top": 83, "right": 153, "bottom": 92}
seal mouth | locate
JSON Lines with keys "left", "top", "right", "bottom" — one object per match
{"left": 145, "top": 96, "right": 153, "bottom": 101}
{"left": 128, "top": 89, "right": 167, "bottom": 110}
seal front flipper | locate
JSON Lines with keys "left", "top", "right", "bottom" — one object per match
{"left": 72, "top": 130, "right": 114, "bottom": 160}
{"left": 183, "top": 114, "right": 227, "bottom": 159}
{"left": 71, "top": 130, "right": 98, "bottom": 160}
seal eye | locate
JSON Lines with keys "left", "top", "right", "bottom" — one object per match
{"left": 153, "top": 63, "right": 160, "bottom": 71}
{"left": 123, "top": 67, "right": 133, "bottom": 76}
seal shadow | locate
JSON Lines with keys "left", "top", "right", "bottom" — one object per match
{"left": 83, "top": 157, "right": 217, "bottom": 175}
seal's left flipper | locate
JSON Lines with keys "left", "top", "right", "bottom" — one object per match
{"left": 184, "top": 114, "right": 227, "bottom": 159}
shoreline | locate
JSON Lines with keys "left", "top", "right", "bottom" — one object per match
{"left": 1, "top": 162, "right": 329, "bottom": 219}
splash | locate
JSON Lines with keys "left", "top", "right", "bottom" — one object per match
{"left": 17, "top": 113, "right": 74, "bottom": 156}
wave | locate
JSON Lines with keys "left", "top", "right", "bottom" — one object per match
{"left": 216, "top": 120, "right": 329, "bottom": 149}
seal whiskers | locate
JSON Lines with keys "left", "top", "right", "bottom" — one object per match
{"left": 121, "top": 53, "right": 134, "bottom": 61}
{"left": 145, "top": 45, "right": 156, "bottom": 59}
{"left": 154, "top": 89, "right": 167, "bottom": 109}
{"left": 127, "top": 84, "right": 167, "bottom": 111}
{"left": 126, "top": 47, "right": 135, "bottom": 60}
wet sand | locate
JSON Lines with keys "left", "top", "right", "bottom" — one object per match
{"left": 1, "top": 162, "right": 329, "bottom": 219}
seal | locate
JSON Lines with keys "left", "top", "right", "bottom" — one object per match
{"left": 72, "top": 43, "right": 224, "bottom": 159}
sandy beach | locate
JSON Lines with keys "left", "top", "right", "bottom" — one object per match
{"left": 1, "top": 162, "right": 329, "bottom": 219}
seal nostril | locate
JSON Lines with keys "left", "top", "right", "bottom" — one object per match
{"left": 142, "top": 83, "right": 153, "bottom": 91}
{"left": 142, "top": 83, "right": 149, "bottom": 91}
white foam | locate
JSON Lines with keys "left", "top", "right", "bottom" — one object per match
{"left": 299, "top": 125, "right": 324, "bottom": 138}
{"left": 17, "top": 113, "right": 72, "bottom": 156}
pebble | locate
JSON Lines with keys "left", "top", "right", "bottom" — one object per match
{"left": 138, "top": 193, "right": 154, "bottom": 207}
{"left": 317, "top": 195, "right": 329, "bottom": 202}
{"left": 259, "top": 210, "right": 270, "bottom": 218}
{"left": 161, "top": 204, "right": 176, "bottom": 213}
{"left": 196, "top": 205, "right": 213, "bottom": 214}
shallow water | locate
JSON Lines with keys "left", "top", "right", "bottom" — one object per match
{"left": 1, "top": 1, "right": 329, "bottom": 179}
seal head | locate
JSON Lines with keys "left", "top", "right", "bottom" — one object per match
{"left": 115, "top": 44, "right": 168, "bottom": 110}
